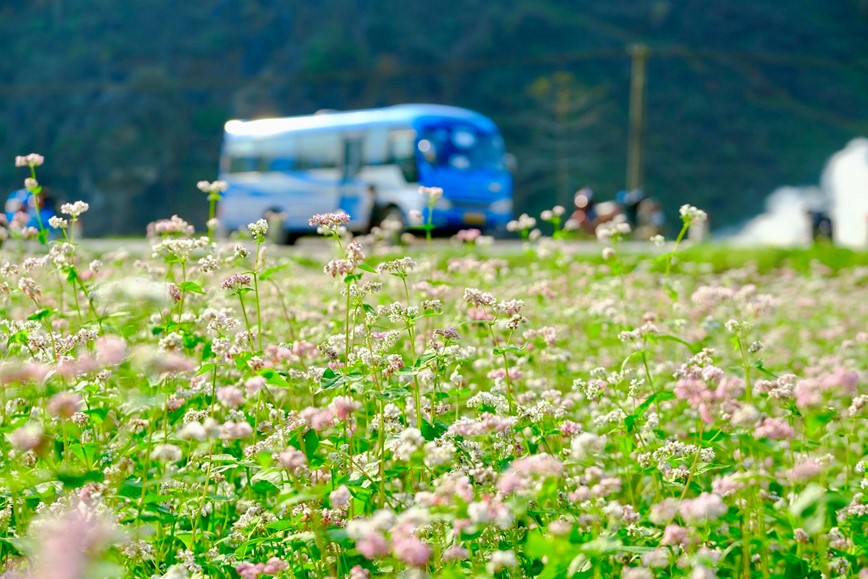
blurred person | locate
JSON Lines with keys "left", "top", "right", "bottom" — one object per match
{"left": 5, "top": 186, "right": 59, "bottom": 232}
{"left": 567, "top": 186, "right": 621, "bottom": 236}
{"left": 634, "top": 197, "right": 665, "bottom": 240}
{"left": 807, "top": 208, "right": 833, "bottom": 243}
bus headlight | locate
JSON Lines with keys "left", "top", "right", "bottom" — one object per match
{"left": 489, "top": 198, "right": 513, "bottom": 214}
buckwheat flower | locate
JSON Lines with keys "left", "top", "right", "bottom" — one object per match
{"left": 392, "top": 536, "right": 432, "bottom": 567}
{"left": 571, "top": 432, "right": 607, "bottom": 460}
{"left": 222, "top": 273, "right": 252, "bottom": 290}
{"left": 197, "top": 180, "right": 228, "bottom": 194}
{"left": 8, "top": 423, "right": 46, "bottom": 452}
{"left": 691, "top": 565, "right": 716, "bottom": 579}
{"left": 217, "top": 386, "right": 245, "bottom": 408}
{"left": 679, "top": 492, "right": 727, "bottom": 523}
{"left": 650, "top": 234, "right": 665, "bottom": 247}
{"left": 309, "top": 211, "right": 350, "bottom": 228}
{"left": 356, "top": 532, "right": 390, "bottom": 559}
{"left": 27, "top": 502, "right": 116, "bottom": 579}
{"left": 419, "top": 186, "right": 444, "bottom": 202}
{"left": 248, "top": 218, "right": 268, "bottom": 242}
{"left": 408, "top": 209, "right": 423, "bottom": 224}
{"left": 443, "top": 545, "right": 470, "bottom": 561}
{"left": 487, "top": 550, "right": 517, "bottom": 574}
{"left": 331, "top": 395, "right": 360, "bottom": 420}
{"left": 60, "top": 201, "right": 90, "bottom": 218}
{"left": 48, "top": 391, "right": 84, "bottom": 419}
{"left": 376, "top": 257, "right": 417, "bottom": 276}
{"left": 642, "top": 549, "right": 670, "bottom": 568}
{"left": 150, "top": 444, "right": 182, "bottom": 462}
{"left": 236, "top": 562, "right": 265, "bottom": 579}
{"left": 324, "top": 258, "right": 354, "bottom": 278}
{"left": 25, "top": 177, "right": 39, "bottom": 191}
{"left": 221, "top": 420, "right": 253, "bottom": 439}
{"left": 661, "top": 524, "right": 689, "bottom": 547}
{"left": 346, "top": 241, "right": 365, "bottom": 265}
{"left": 15, "top": 153, "right": 44, "bottom": 167}
{"left": 277, "top": 446, "right": 307, "bottom": 474}
{"left": 602, "top": 246, "right": 616, "bottom": 260}
{"left": 179, "top": 421, "right": 207, "bottom": 441}
{"left": 622, "top": 568, "right": 653, "bottom": 579}
{"left": 786, "top": 458, "right": 822, "bottom": 481}
{"left": 753, "top": 417, "right": 793, "bottom": 440}
{"left": 262, "top": 557, "right": 288, "bottom": 575}
{"left": 349, "top": 565, "right": 370, "bottom": 579}
{"left": 463, "top": 287, "right": 496, "bottom": 307}
{"left": 330, "top": 485, "right": 351, "bottom": 508}
{"left": 679, "top": 204, "right": 708, "bottom": 223}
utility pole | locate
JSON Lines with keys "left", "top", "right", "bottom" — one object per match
{"left": 626, "top": 44, "right": 648, "bottom": 193}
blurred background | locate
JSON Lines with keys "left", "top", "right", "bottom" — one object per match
{"left": 1, "top": 0, "right": 867, "bottom": 240}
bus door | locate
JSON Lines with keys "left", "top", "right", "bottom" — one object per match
{"left": 340, "top": 136, "right": 371, "bottom": 228}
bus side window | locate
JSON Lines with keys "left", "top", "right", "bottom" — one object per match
{"left": 298, "top": 133, "right": 339, "bottom": 170}
{"left": 389, "top": 129, "right": 418, "bottom": 183}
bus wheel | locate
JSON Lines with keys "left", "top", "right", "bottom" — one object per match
{"left": 283, "top": 232, "right": 301, "bottom": 246}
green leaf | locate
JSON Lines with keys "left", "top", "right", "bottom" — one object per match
{"left": 261, "top": 368, "right": 289, "bottom": 387}
{"left": 320, "top": 368, "right": 343, "bottom": 390}
{"left": 196, "top": 362, "right": 217, "bottom": 377}
{"left": 303, "top": 429, "right": 319, "bottom": 460}
{"left": 259, "top": 264, "right": 289, "bottom": 281}
{"left": 357, "top": 263, "right": 377, "bottom": 274}
{"left": 56, "top": 469, "right": 104, "bottom": 488}
{"left": 27, "top": 308, "right": 54, "bottom": 322}
{"left": 421, "top": 419, "right": 447, "bottom": 441}
{"left": 625, "top": 391, "right": 676, "bottom": 432}
{"left": 178, "top": 281, "right": 205, "bottom": 294}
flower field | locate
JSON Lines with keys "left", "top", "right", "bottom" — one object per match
{"left": 1, "top": 163, "right": 867, "bottom": 578}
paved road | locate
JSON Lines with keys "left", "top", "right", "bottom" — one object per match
{"left": 73, "top": 236, "right": 661, "bottom": 258}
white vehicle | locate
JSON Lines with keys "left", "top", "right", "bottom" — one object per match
{"left": 217, "top": 104, "right": 514, "bottom": 243}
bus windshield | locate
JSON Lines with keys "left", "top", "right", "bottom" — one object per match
{"left": 417, "top": 125, "right": 505, "bottom": 171}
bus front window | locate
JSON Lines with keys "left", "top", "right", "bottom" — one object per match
{"left": 418, "top": 126, "right": 505, "bottom": 171}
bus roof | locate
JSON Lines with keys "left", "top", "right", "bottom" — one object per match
{"left": 223, "top": 104, "right": 498, "bottom": 138}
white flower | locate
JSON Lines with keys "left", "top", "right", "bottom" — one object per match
{"left": 60, "top": 201, "right": 89, "bottom": 218}
{"left": 248, "top": 218, "right": 268, "bottom": 242}
{"left": 679, "top": 204, "right": 708, "bottom": 223}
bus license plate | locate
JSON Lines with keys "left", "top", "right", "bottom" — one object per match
{"left": 463, "top": 212, "right": 486, "bottom": 225}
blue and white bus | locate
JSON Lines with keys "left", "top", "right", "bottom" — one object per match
{"left": 217, "top": 104, "right": 514, "bottom": 242}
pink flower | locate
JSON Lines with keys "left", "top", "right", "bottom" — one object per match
{"left": 245, "top": 375, "right": 267, "bottom": 395}
{"left": 276, "top": 447, "right": 307, "bottom": 474}
{"left": 442, "top": 545, "right": 470, "bottom": 561}
{"left": 48, "top": 392, "right": 84, "bottom": 419}
{"left": 392, "top": 536, "right": 432, "bottom": 567}
{"left": 661, "top": 524, "right": 690, "bottom": 547}
{"left": 330, "top": 485, "right": 351, "bottom": 508}
{"left": 331, "top": 395, "right": 361, "bottom": 420}
{"left": 220, "top": 420, "right": 253, "bottom": 439}
{"left": 356, "top": 532, "right": 389, "bottom": 559}
{"left": 349, "top": 565, "right": 370, "bottom": 579}
{"left": 262, "top": 557, "right": 288, "bottom": 575}
{"left": 95, "top": 336, "right": 127, "bottom": 366}
{"left": 236, "top": 562, "right": 264, "bottom": 579}
{"left": 510, "top": 453, "right": 564, "bottom": 477}
{"left": 217, "top": 386, "right": 245, "bottom": 408}
{"left": 679, "top": 493, "right": 727, "bottom": 523}
{"left": 300, "top": 406, "right": 335, "bottom": 431}
{"left": 8, "top": 423, "right": 46, "bottom": 452}
{"left": 753, "top": 417, "right": 793, "bottom": 440}
{"left": 786, "top": 459, "right": 822, "bottom": 481}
